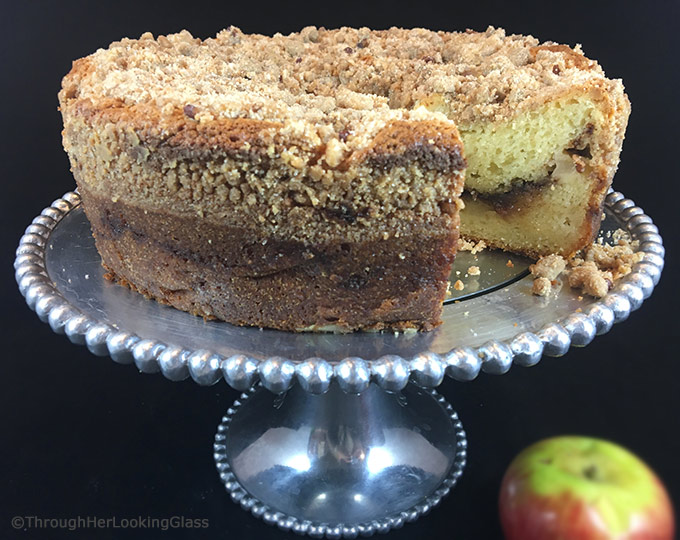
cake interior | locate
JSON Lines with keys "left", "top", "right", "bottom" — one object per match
{"left": 420, "top": 95, "right": 606, "bottom": 257}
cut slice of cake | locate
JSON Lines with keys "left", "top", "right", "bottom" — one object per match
{"left": 416, "top": 39, "right": 630, "bottom": 257}
{"left": 59, "top": 26, "right": 630, "bottom": 332}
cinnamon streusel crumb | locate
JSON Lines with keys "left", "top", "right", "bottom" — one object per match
{"left": 532, "top": 276, "right": 553, "bottom": 296}
{"left": 568, "top": 262, "right": 612, "bottom": 298}
{"left": 530, "top": 253, "right": 567, "bottom": 281}
{"left": 530, "top": 229, "right": 642, "bottom": 298}
{"left": 458, "top": 238, "right": 487, "bottom": 254}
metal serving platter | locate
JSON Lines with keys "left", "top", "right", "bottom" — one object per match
{"left": 15, "top": 190, "right": 664, "bottom": 394}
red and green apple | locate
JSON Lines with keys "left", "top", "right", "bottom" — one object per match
{"left": 499, "top": 436, "right": 674, "bottom": 539}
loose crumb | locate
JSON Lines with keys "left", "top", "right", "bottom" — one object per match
{"left": 453, "top": 279, "right": 465, "bottom": 291}
{"left": 568, "top": 262, "right": 611, "bottom": 297}
{"left": 530, "top": 229, "right": 641, "bottom": 299}
{"left": 531, "top": 276, "right": 552, "bottom": 296}
{"left": 530, "top": 254, "right": 567, "bottom": 280}
{"left": 582, "top": 241, "right": 643, "bottom": 279}
{"left": 506, "top": 259, "right": 514, "bottom": 268}
{"left": 467, "top": 265, "right": 481, "bottom": 276}
{"left": 458, "top": 238, "right": 487, "bottom": 255}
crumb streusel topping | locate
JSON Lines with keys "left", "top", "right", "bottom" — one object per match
{"left": 61, "top": 25, "right": 614, "bottom": 153}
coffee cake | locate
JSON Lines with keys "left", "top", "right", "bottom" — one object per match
{"left": 59, "top": 26, "right": 629, "bottom": 331}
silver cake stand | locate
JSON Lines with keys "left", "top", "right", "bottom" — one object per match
{"left": 15, "top": 191, "right": 664, "bottom": 538}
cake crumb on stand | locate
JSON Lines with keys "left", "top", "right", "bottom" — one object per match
{"left": 458, "top": 238, "right": 487, "bottom": 255}
{"left": 531, "top": 276, "right": 553, "bottom": 296}
{"left": 529, "top": 229, "right": 643, "bottom": 298}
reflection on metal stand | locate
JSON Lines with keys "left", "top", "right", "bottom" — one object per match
{"left": 214, "top": 383, "right": 467, "bottom": 536}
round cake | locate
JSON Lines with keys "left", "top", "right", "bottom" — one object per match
{"left": 58, "top": 26, "right": 629, "bottom": 332}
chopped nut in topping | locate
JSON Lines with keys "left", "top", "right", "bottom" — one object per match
{"left": 183, "top": 103, "right": 197, "bottom": 118}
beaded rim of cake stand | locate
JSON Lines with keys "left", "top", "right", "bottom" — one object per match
{"left": 15, "top": 190, "right": 665, "bottom": 394}
{"left": 212, "top": 384, "right": 467, "bottom": 538}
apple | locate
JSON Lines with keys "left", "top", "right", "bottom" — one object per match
{"left": 499, "top": 436, "right": 675, "bottom": 540}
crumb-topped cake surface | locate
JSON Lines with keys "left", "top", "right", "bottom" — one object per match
{"left": 63, "top": 25, "right": 612, "bottom": 127}
{"left": 59, "top": 25, "right": 630, "bottom": 332}
{"left": 61, "top": 25, "right": 628, "bottom": 247}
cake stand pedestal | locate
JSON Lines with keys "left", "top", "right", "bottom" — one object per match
{"left": 15, "top": 191, "right": 664, "bottom": 538}
{"left": 213, "top": 383, "right": 466, "bottom": 537}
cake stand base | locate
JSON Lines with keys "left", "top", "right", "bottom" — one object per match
{"left": 213, "top": 383, "right": 467, "bottom": 538}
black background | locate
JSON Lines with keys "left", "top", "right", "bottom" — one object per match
{"left": 2, "top": 1, "right": 679, "bottom": 538}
